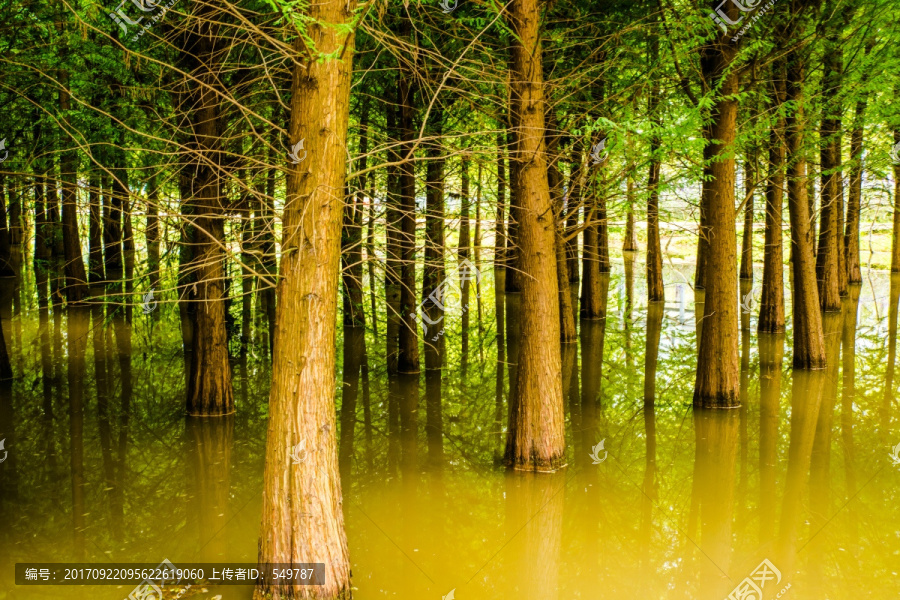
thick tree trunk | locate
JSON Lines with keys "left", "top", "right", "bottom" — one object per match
{"left": 693, "top": 20, "right": 740, "bottom": 408}
{"left": 785, "top": 51, "right": 826, "bottom": 369}
{"left": 759, "top": 63, "right": 787, "bottom": 334}
{"left": 504, "top": 0, "right": 565, "bottom": 471}
{"left": 253, "top": 1, "right": 356, "bottom": 597}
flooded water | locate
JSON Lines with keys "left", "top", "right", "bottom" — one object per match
{"left": 2, "top": 261, "right": 900, "bottom": 599}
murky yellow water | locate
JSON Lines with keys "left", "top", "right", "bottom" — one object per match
{"left": 2, "top": 264, "right": 900, "bottom": 599}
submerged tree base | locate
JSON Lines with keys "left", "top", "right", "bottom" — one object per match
{"left": 692, "top": 392, "right": 741, "bottom": 409}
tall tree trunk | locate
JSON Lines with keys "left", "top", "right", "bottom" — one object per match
{"left": 88, "top": 172, "right": 104, "bottom": 287}
{"left": 693, "top": 15, "right": 740, "bottom": 408}
{"left": 58, "top": 59, "right": 88, "bottom": 301}
{"left": 146, "top": 180, "right": 160, "bottom": 291}
{"left": 495, "top": 130, "right": 507, "bottom": 275}
{"left": 845, "top": 41, "right": 872, "bottom": 285}
{"left": 181, "top": 0, "right": 234, "bottom": 415}
{"left": 759, "top": 62, "right": 787, "bottom": 333}
{"left": 504, "top": 0, "right": 565, "bottom": 471}
{"left": 505, "top": 122, "right": 522, "bottom": 293}
{"left": 459, "top": 155, "right": 472, "bottom": 369}
{"left": 894, "top": 127, "right": 900, "bottom": 273}
{"left": 815, "top": 23, "right": 844, "bottom": 311}
{"left": 565, "top": 151, "right": 581, "bottom": 284}
{"left": 740, "top": 158, "right": 755, "bottom": 281}
{"left": 254, "top": 1, "right": 356, "bottom": 598}
{"left": 785, "top": 33, "right": 826, "bottom": 369}
{"left": 366, "top": 171, "right": 378, "bottom": 337}
{"left": 647, "top": 31, "right": 664, "bottom": 303}
{"left": 423, "top": 111, "right": 446, "bottom": 370}
{"left": 546, "top": 115, "right": 576, "bottom": 342}
{"left": 342, "top": 105, "right": 367, "bottom": 328}
{"left": 385, "top": 101, "right": 402, "bottom": 373}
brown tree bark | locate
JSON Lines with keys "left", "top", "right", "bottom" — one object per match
{"left": 495, "top": 130, "right": 507, "bottom": 274}
{"left": 460, "top": 155, "right": 472, "bottom": 368}
{"left": 693, "top": 15, "right": 740, "bottom": 408}
{"left": 845, "top": 40, "right": 873, "bottom": 285}
{"left": 546, "top": 115, "right": 576, "bottom": 343}
{"left": 815, "top": 28, "right": 844, "bottom": 311}
{"left": 181, "top": 0, "right": 234, "bottom": 416}
{"left": 740, "top": 159, "right": 755, "bottom": 281}
{"left": 342, "top": 106, "right": 367, "bottom": 328}
{"left": 565, "top": 151, "right": 581, "bottom": 284}
{"left": 759, "top": 62, "right": 787, "bottom": 334}
{"left": 423, "top": 111, "right": 446, "bottom": 370}
{"left": 253, "top": 0, "right": 356, "bottom": 597}
{"left": 504, "top": 0, "right": 565, "bottom": 471}
{"left": 396, "top": 51, "right": 420, "bottom": 374}
{"left": 785, "top": 38, "right": 826, "bottom": 369}
{"left": 505, "top": 118, "right": 523, "bottom": 293}
{"left": 58, "top": 60, "right": 88, "bottom": 301}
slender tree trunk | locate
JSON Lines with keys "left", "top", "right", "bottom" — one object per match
{"left": 58, "top": 66, "right": 88, "bottom": 301}
{"left": 495, "top": 130, "right": 507, "bottom": 274}
{"left": 385, "top": 100, "right": 402, "bottom": 373}
{"left": 505, "top": 123, "right": 522, "bottom": 294}
{"left": 624, "top": 133, "right": 638, "bottom": 253}
{"left": 759, "top": 63, "right": 787, "bottom": 334}
{"left": 815, "top": 31, "right": 843, "bottom": 311}
{"left": 365, "top": 171, "right": 378, "bottom": 337}
{"left": 740, "top": 159, "right": 755, "bottom": 281}
{"left": 146, "top": 180, "right": 160, "bottom": 291}
{"left": 647, "top": 32, "right": 664, "bottom": 302}
{"left": 460, "top": 155, "right": 472, "bottom": 368}
{"left": 546, "top": 115, "right": 576, "bottom": 342}
{"left": 254, "top": 1, "right": 356, "bottom": 597}
{"left": 693, "top": 17, "right": 740, "bottom": 408}
{"left": 565, "top": 152, "right": 581, "bottom": 284}
{"left": 342, "top": 105, "right": 367, "bottom": 328}
{"left": 423, "top": 111, "right": 446, "bottom": 369}
{"left": 894, "top": 127, "right": 900, "bottom": 273}
{"left": 845, "top": 41, "right": 872, "bottom": 285}
{"left": 504, "top": 0, "right": 565, "bottom": 471}
{"left": 785, "top": 43, "right": 826, "bottom": 369}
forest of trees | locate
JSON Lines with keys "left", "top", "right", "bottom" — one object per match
{"left": 1, "top": 0, "right": 899, "bottom": 597}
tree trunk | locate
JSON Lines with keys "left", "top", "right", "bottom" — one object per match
{"left": 624, "top": 136, "right": 638, "bottom": 253}
{"left": 740, "top": 159, "right": 755, "bottom": 281}
{"left": 647, "top": 32, "right": 665, "bottom": 303}
{"left": 460, "top": 155, "right": 472, "bottom": 369}
{"left": 815, "top": 31, "right": 843, "bottom": 311}
{"left": 759, "top": 62, "right": 787, "bottom": 334}
{"left": 845, "top": 41, "right": 872, "bottom": 285}
{"left": 385, "top": 100, "right": 402, "bottom": 373}
{"left": 146, "top": 180, "right": 161, "bottom": 291}
{"left": 181, "top": 0, "right": 234, "bottom": 416}
{"left": 58, "top": 67, "right": 88, "bottom": 301}
{"left": 504, "top": 0, "right": 565, "bottom": 471}
{"left": 565, "top": 151, "right": 581, "bottom": 284}
{"left": 693, "top": 19, "right": 740, "bottom": 408}
{"left": 505, "top": 123, "right": 522, "bottom": 293}
{"left": 546, "top": 116, "right": 576, "bottom": 343}
{"left": 342, "top": 106, "right": 367, "bottom": 328}
{"left": 785, "top": 47, "right": 826, "bottom": 369}
{"left": 423, "top": 111, "right": 446, "bottom": 370}
{"left": 253, "top": 1, "right": 356, "bottom": 597}
{"left": 495, "top": 130, "right": 507, "bottom": 274}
